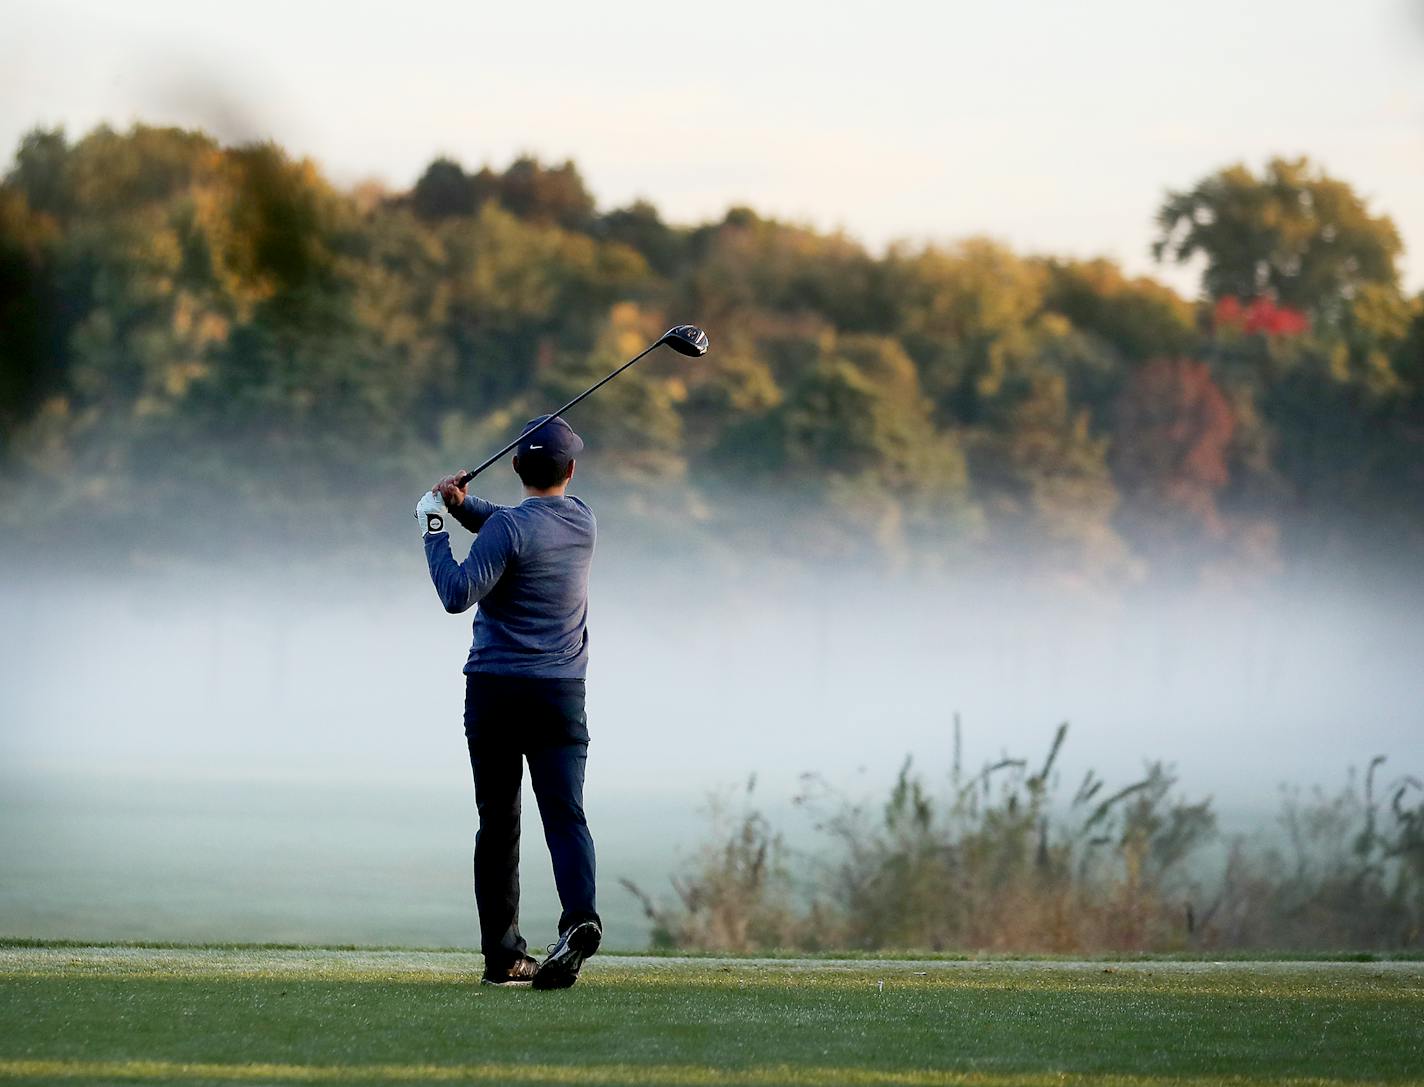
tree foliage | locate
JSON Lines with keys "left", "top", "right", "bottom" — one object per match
{"left": 1, "top": 126, "right": 1421, "bottom": 576}
{"left": 1153, "top": 157, "right": 1402, "bottom": 321}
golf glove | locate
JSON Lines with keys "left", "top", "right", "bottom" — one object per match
{"left": 415, "top": 489, "right": 447, "bottom": 535}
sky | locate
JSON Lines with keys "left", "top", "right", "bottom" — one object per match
{"left": 3, "top": 0, "right": 1423, "bottom": 294}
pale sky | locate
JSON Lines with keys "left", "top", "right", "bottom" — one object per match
{"left": 4, "top": 0, "right": 1423, "bottom": 294}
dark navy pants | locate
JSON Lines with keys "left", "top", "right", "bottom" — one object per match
{"left": 463, "top": 673, "right": 599, "bottom": 967}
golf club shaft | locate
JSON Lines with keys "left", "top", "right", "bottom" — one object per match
{"left": 455, "top": 340, "right": 662, "bottom": 486}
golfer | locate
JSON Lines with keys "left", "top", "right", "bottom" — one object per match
{"left": 415, "top": 415, "right": 601, "bottom": 989}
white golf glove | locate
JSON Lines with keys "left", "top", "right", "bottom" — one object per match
{"left": 415, "top": 489, "right": 447, "bottom": 535}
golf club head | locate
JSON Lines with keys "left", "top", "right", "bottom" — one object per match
{"left": 660, "top": 324, "right": 709, "bottom": 358}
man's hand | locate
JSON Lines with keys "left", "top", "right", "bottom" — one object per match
{"left": 415, "top": 490, "right": 447, "bottom": 535}
{"left": 435, "top": 472, "right": 470, "bottom": 510}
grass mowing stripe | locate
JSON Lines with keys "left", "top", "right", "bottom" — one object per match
{"left": 1, "top": 971, "right": 1418, "bottom": 1004}
{"left": 0, "top": 1060, "right": 1403, "bottom": 1087}
{"left": 1, "top": 971, "right": 1415, "bottom": 1004}
{"left": 2, "top": 949, "right": 1419, "bottom": 1002}
{"left": 3, "top": 939, "right": 1420, "bottom": 963}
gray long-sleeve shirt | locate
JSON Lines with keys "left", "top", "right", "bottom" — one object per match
{"left": 422, "top": 493, "right": 596, "bottom": 678}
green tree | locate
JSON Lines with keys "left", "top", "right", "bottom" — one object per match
{"left": 496, "top": 156, "right": 596, "bottom": 230}
{"left": 438, "top": 202, "right": 648, "bottom": 407}
{"left": 686, "top": 209, "right": 889, "bottom": 331}
{"left": 971, "top": 372, "right": 1132, "bottom": 578}
{"left": 538, "top": 303, "right": 687, "bottom": 484}
{"left": 408, "top": 155, "right": 593, "bottom": 229}
{"left": 1153, "top": 157, "right": 1402, "bottom": 320}
{"left": 6, "top": 128, "right": 72, "bottom": 217}
{"left": 408, "top": 157, "right": 486, "bottom": 220}
{"left": 1041, "top": 258, "right": 1196, "bottom": 363}
{"left": 885, "top": 239, "right": 1046, "bottom": 423}
{"left": 713, "top": 334, "right": 974, "bottom": 562}
{"left": 598, "top": 199, "right": 688, "bottom": 277}
{"left": 0, "top": 187, "right": 59, "bottom": 439}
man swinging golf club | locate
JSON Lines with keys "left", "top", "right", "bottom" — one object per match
{"left": 415, "top": 325, "right": 707, "bottom": 990}
{"left": 418, "top": 416, "right": 601, "bottom": 989}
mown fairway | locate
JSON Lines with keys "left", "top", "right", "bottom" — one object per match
{"left": 1, "top": 945, "right": 1421, "bottom": 1086}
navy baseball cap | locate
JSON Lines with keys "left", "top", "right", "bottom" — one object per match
{"left": 517, "top": 415, "right": 584, "bottom": 462}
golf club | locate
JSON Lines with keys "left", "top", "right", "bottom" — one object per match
{"left": 454, "top": 324, "right": 709, "bottom": 487}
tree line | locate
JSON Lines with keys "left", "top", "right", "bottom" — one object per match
{"left": 1, "top": 124, "right": 1420, "bottom": 578}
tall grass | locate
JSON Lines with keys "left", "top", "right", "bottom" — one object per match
{"left": 625, "top": 723, "right": 1423, "bottom": 952}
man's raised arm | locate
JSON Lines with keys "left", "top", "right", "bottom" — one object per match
{"left": 422, "top": 512, "right": 520, "bottom": 614}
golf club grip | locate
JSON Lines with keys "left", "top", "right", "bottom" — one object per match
{"left": 455, "top": 470, "right": 476, "bottom": 486}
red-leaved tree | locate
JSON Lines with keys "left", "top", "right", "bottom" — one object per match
{"left": 1113, "top": 358, "right": 1236, "bottom": 558}
{"left": 1213, "top": 296, "right": 1310, "bottom": 338}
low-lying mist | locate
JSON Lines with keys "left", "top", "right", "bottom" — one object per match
{"left": 3, "top": 542, "right": 1419, "bottom": 803}
{"left": 2, "top": 521, "right": 1420, "bottom": 947}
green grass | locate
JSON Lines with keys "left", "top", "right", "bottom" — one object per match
{"left": 5, "top": 938, "right": 1419, "bottom": 962}
{"left": 2, "top": 945, "right": 1421, "bottom": 1086}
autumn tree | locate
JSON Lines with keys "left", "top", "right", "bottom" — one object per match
{"left": 885, "top": 239, "right": 1046, "bottom": 423}
{"left": 1113, "top": 358, "right": 1235, "bottom": 558}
